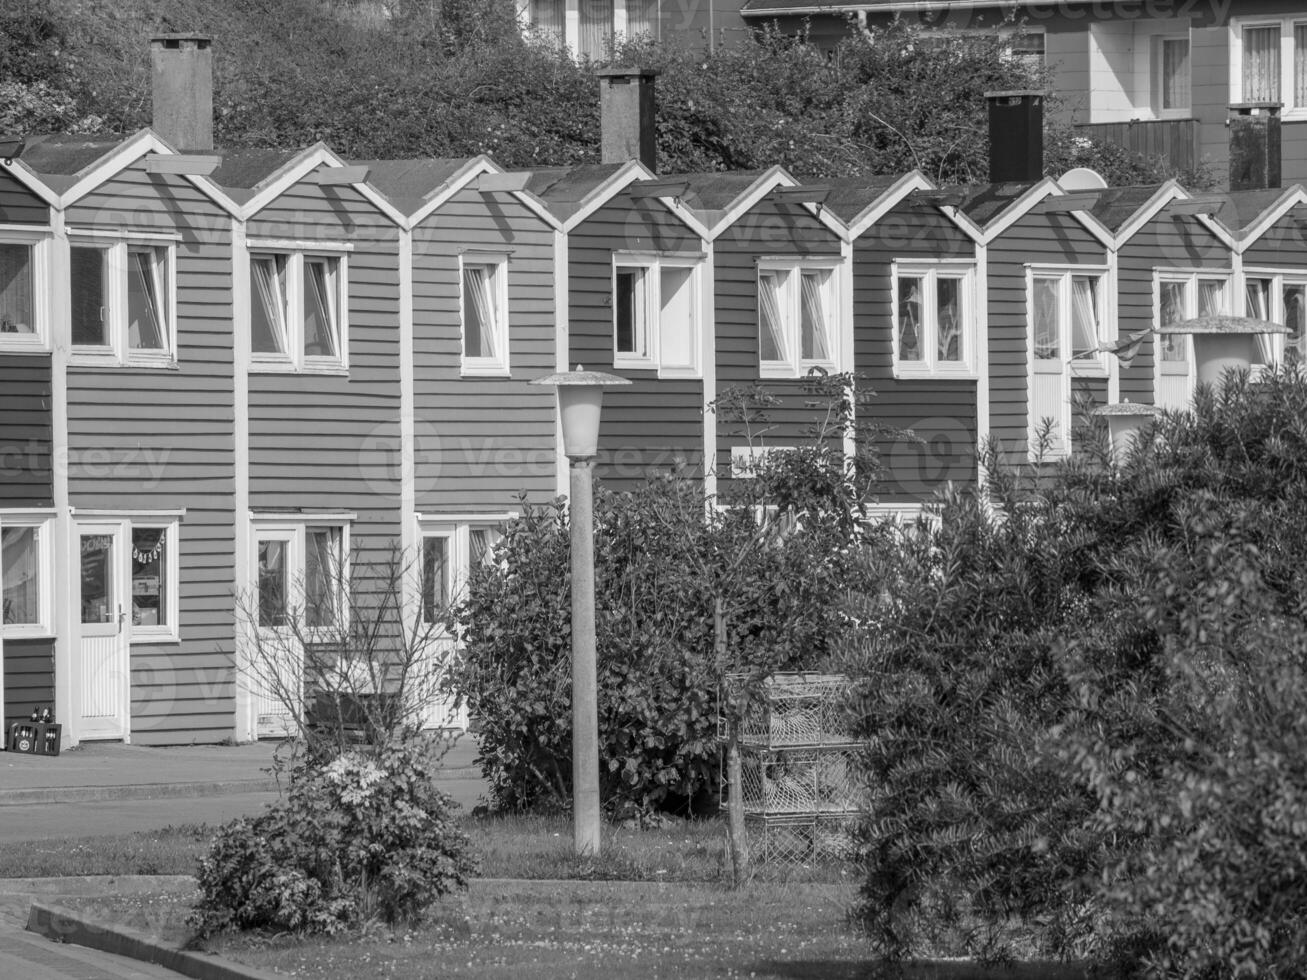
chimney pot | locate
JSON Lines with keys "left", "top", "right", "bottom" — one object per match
{"left": 596, "top": 67, "right": 658, "bottom": 172}
{"left": 985, "top": 90, "right": 1044, "bottom": 184}
{"left": 1228, "top": 102, "right": 1282, "bottom": 191}
{"left": 150, "top": 34, "right": 214, "bottom": 152}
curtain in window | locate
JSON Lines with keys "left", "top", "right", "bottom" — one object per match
{"left": 305, "top": 528, "right": 341, "bottom": 628}
{"left": 303, "top": 259, "right": 338, "bottom": 358}
{"left": 1198, "top": 278, "right": 1226, "bottom": 315}
{"left": 1246, "top": 279, "right": 1275, "bottom": 364}
{"left": 1, "top": 526, "right": 39, "bottom": 625}
{"left": 1295, "top": 25, "right": 1307, "bottom": 107}
{"left": 258, "top": 540, "right": 287, "bottom": 628}
{"left": 936, "top": 277, "right": 962, "bottom": 362}
{"left": 463, "top": 265, "right": 497, "bottom": 359}
{"left": 421, "top": 537, "right": 449, "bottom": 624}
{"left": 1161, "top": 38, "right": 1191, "bottom": 110}
{"left": 758, "top": 271, "right": 786, "bottom": 362}
{"left": 1285, "top": 284, "right": 1306, "bottom": 361}
{"left": 0, "top": 243, "right": 33, "bottom": 333}
{"left": 897, "top": 276, "right": 923, "bottom": 361}
{"left": 799, "top": 271, "right": 831, "bottom": 361}
{"left": 70, "top": 246, "right": 107, "bottom": 346}
{"left": 251, "top": 255, "right": 288, "bottom": 354}
{"left": 1244, "top": 25, "right": 1282, "bottom": 102}
{"left": 1070, "top": 276, "right": 1099, "bottom": 359}
{"left": 626, "top": 0, "right": 658, "bottom": 37}
{"left": 578, "top": 0, "right": 613, "bottom": 60}
{"left": 127, "top": 248, "right": 165, "bottom": 350}
{"left": 130, "top": 528, "right": 166, "bottom": 628}
{"left": 470, "top": 528, "right": 494, "bottom": 566}
{"left": 1033, "top": 278, "right": 1060, "bottom": 359}
{"left": 1159, "top": 281, "right": 1188, "bottom": 362}
{"left": 530, "top": 0, "right": 565, "bottom": 36}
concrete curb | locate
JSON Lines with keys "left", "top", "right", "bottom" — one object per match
{"left": 0, "top": 765, "right": 482, "bottom": 806}
{"left": 26, "top": 901, "right": 283, "bottom": 980}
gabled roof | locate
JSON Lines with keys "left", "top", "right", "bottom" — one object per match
{"left": 672, "top": 170, "right": 770, "bottom": 212}
{"left": 208, "top": 148, "right": 304, "bottom": 203}
{"left": 355, "top": 157, "right": 479, "bottom": 215}
{"left": 520, "top": 163, "right": 629, "bottom": 220}
{"left": 951, "top": 181, "right": 1040, "bottom": 228}
{"left": 1214, "top": 187, "right": 1298, "bottom": 235}
{"left": 664, "top": 165, "right": 846, "bottom": 241}
{"left": 821, "top": 174, "right": 911, "bottom": 224}
{"left": 1086, "top": 184, "right": 1168, "bottom": 235}
{"left": 18, "top": 134, "right": 136, "bottom": 194}
{"left": 228, "top": 142, "right": 407, "bottom": 225}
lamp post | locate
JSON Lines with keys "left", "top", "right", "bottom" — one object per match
{"left": 532, "top": 366, "right": 631, "bottom": 856}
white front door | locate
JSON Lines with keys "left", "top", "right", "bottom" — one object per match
{"left": 76, "top": 522, "right": 129, "bottom": 740}
{"left": 253, "top": 528, "right": 301, "bottom": 738}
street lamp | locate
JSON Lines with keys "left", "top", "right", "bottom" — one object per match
{"left": 532, "top": 366, "right": 631, "bottom": 856}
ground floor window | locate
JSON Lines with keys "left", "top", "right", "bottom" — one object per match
{"left": 254, "top": 522, "right": 350, "bottom": 632}
{"left": 1, "top": 516, "right": 51, "bottom": 634}
{"left": 417, "top": 518, "right": 509, "bottom": 626}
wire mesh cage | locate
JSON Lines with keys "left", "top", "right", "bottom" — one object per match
{"left": 746, "top": 813, "right": 859, "bottom": 865}
{"left": 740, "top": 747, "right": 859, "bottom": 816}
{"left": 724, "top": 672, "right": 857, "bottom": 748}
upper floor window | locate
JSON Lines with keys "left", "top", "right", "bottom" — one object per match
{"left": 1157, "top": 271, "right": 1230, "bottom": 368}
{"left": 249, "top": 243, "right": 348, "bottom": 373}
{"left": 461, "top": 253, "right": 510, "bottom": 376}
{"left": 1246, "top": 271, "right": 1307, "bottom": 364}
{"left": 1234, "top": 18, "right": 1307, "bottom": 112}
{"left": 525, "top": 0, "right": 659, "bottom": 58}
{"left": 70, "top": 238, "right": 175, "bottom": 366}
{"left": 757, "top": 259, "right": 838, "bottom": 379}
{"left": 1154, "top": 35, "right": 1191, "bottom": 114}
{"left": 0, "top": 235, "right": 49, "bottom": 352}
{"left": 892, "top": 262, "right": 976, "bottom": 378}
{"left": 612, "top": 254, "right": 700, "bottom": 377}
{"left": 1, "top": 516, "right": 51, "bottom": 637}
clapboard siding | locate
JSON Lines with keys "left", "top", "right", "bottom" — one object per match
{"left": 0, "top": 171, "right": 49, "bottom": 225}
{"left": 0, "top": 355, "right": 53, "bottom": 507}
{"left": 568, "top": 195, "right": 703, "bottom": 491}
{"left": 1242, "top": 202, "right": 1307, "bottom": 269}
{"left": 1118, "top": 212, "right": 1232, "bottom": 405}
{"left": 247, "top": 173, "right": 403, "bottom": 581}
{"left": 854, "top": 205, "right": 979, "bottom": 502}
{"left": 65, "top": 160, "right": 236, "bottom": 745}
{"left": 411, "top": 188, "right": 557, "bottom": 513}
{"left": 4, "top": 637, "right": 55, "bottom": 729}
{"left": 714, "top": 198, "right": 843, "bottom": 482}
{"left": 987, "top": 211, "right": 1108, "bottom": 462}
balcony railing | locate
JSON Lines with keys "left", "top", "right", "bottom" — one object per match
{"left": 1074, "top": 118, "right": 1202, "bottom": 175}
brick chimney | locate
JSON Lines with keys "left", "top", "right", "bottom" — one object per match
{"left": 150, "top": 34, "right": 214, "bottom": 152}
{"left": 1228, "top": 102, "right": 1282, "bottom": 191}
{"left": 596, "top": 67, "right": 658, "bottom": 171}
{"left": 985, "top": 90, "right": 1044, "bottom": 183}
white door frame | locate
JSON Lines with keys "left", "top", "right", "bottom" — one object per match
{"left": 250, "top": 523, "right": 302, "bottom": 738}
{"left": 73, "top": 519, "right": 130, "bottom": 742}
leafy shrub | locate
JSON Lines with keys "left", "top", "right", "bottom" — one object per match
{"left": 191, "top": 733, "right": 477, "bottom": 936}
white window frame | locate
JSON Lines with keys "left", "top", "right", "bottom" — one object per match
{"left": 1150, "top": 31, "right": 1193, "bottom": 118}
{"left": 1241, "top": 267, "right": 1307, "bottom": 364}
{"left": 251, "top": 519, "right": 352, "bottom": 635}
{"left": 68, "top": 234, "right": 178, "bottom": 368}
{"left": 1231, "top": 16, "right": 1307, "bottom": 116}
{"left": 459, "top": 251, "right": 511, "bottom": 377}
{"left": 0, "top": 228, "right": 52, "bottom": 353}
{"left": 128, "top": 518, "right": 181, "bottom": 644}
{"left": 520, "top": 0, "right": 660, "bottom": 54}
{"left": 611, "top": 253, "right": 702, "bottom": 378}
{"left": 1155, "top": 269, "right": 1233, "bottom": 369}
{"left": 890, "top": 260, "right": 977, "bottom": 379}
{"left": 0, "top": 512, "right": 54, "bottom": 638}
{"left": 416, "top": 515, "right": 512, "bottom": 624}
{"left": 247, "top": 240, "right": 350, "bottom": 374}
{"left": 756, "top": 256, "right": 840, "bottom": 380}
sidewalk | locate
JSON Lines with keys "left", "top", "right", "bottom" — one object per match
{"left": 0, "top": 733, "right": 481, "bottom": 806}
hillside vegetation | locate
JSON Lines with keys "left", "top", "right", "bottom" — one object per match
{"left": 0, "top": 0, "right": 1202, "bottom": 184}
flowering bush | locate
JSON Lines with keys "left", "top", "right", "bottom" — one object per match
{"left": 191, "top": 733, "right": 477, "bottom": 936}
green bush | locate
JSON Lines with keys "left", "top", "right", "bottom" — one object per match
{"left": 191, "top": 733, "right": 477, "bottom": 936}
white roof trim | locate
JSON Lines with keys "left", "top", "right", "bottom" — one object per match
{"left": 704, "top": 166, "right": 795, "bottom": 240}
{"left": 240, "top": 143, "right": 407, "bottom": 228}
{"left": 0, "top": 159, "right": 59, "bottom": 209}
{"left": 1110, "top": 180, "right": 1186, "bottom": 248}
{"left": 1231, "top": 184, "right": 1307, "bottom": 253}
{"left": 845, "top": 170, "right": 938, "bottom": 239}
{"left": 560, "top": 159, "right": 656, "bottom": 232}
{"left": 978, "top": 178, "right": 1114, "bottom": 252}
{"left": 650, "top": 193, "right": 713, "bottom": 241}
{"left": 406, "top": 155, "right": 563, "bottom": 232}
{"left": 54, "top": 128, "right": 240, "bottom": 217}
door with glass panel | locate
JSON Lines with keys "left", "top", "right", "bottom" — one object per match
{"left": 76, "top": 522, "right": 129, "bottom": 740}
{"left": 1157, "top": 276, "right": 1225, "bottom": 411}
{"left": 253, "top": 528, "right": 300, "bottom": 737}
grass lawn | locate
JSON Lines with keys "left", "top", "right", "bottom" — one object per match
{"left": 52, "top": 879, "right": 1087, "bottom": 980}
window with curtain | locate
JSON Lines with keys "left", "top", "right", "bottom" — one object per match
{"left": 1247, "top": 278, "right": 1275, "bottom": 364}
{"left": 1070, "top": 276, "right": 1100, "bottom": 360}
{"left": 1296, "top": 25, "right": 1307, "bottom": 108}
{"left": 71, "top": 245, "right": 108, "bottom": 346}
{"left": 937, "top": 277, "right": 962, "bottom": 363}
{"left": 758, "top": 271, "right": 786, "bottom": 364}
{"left": 1158, "top": 37, "right": 1191, "bottom": 111}
{"left": 893, "top": 265, "right": 973, "bottom": 374}
{"left": 1, "top": 526, "right": 40, "bottom": 627}
{"left": 1159, "top": 280, "right": 1188, "bottom": 362}
{"left": 0, "top": 243, "right": 34, "bottom": 335}
{"left": 1286, "top": 283, "right": 1306, "bottom": 360}
{"left": 303, "top": 258, "right": 339, "bottom": 359}
{"left": 897, "top": 276, "right": 924, "bottom": 362}
{"left": 625, "top": 0, "right": 659, "bottom": 38}
{"left": 461, "top": 260, "right": 506, "bottom": 371}
{"left": 130, "top": 527, "right": 168, "bottom": 629}
{"left": 1198, "top": 278, "right": 1226, "bottom": 316}
{"left": 258, "top": 539, "right": 288, "bottom": 628}
{"left": 1033, "top": 277, "right": 1060, "bottom": 360}
{"left": 758, "top": 263, "right": 839, "bottom": 376}
{"left": 470, "top": 527, "right": 500, "bottom": 566}
{"left": 251, "top": 254, "right": 289, "bottom": 354}
{"left": 799, "top": 270, "right": 832, "bottom": 361}
{"left": 421, "top": 536, "right": 449, "bottom": 624}
{"left": 305, "top": 526, "right": 343, "bottom": 629}
{"left": 127, "top": 246, "right": 167, "bottom": 351}
{"left": 529, "top": 0, "right": 565, "bottom": 38}
{"left": 1243, "top": 25, "right": 1282, "bottom": 102}
{"left": 578, "top": 0, "right": 613, "bottom": 60}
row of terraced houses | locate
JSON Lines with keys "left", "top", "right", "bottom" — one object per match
{"left": 2, "top": 35, "right": 1306, "bottom": 748}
